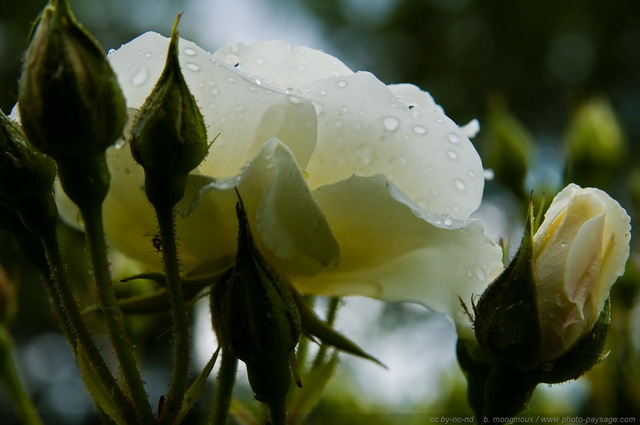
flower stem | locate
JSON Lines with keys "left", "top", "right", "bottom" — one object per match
{"left": 0, "top": 324, "right": 44, "bottom": 425}
{"left": 38, "top": 225, "right": 133, "bottom": 419}
{"left": 80, "top": 202, "right": 154, "bottom": 424}
{"left": 210, "top": 349, "right": 238, "bottom": 425}
{"left": 154, "top": 204, "right": 190, "bottom": 425}
{"left": 312, "top": 297, "right": 340, "bottom": 369}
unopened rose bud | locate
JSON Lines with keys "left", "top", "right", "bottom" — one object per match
{"left": 474, "top": 184, "right": 631, "bottom": 376}
{"left": 129, "top": 15, "right": 208, "bottom": 208}
{"left": 18, "top": 0, "right": 126, "bottom": 159}
{"left": 565, "top": 97, "right": 625, "bottom": 189}
{"left": 0, "top": 109, "right": 58, "bottom": 234}
{"left": 483, "top": 96, "right": 534, "bottom": 198}
{"left": 210, "top": 194, "right": 300, "bottom": 422}
{"left": 532, "top": 184, "right": 630, "bottom": 367}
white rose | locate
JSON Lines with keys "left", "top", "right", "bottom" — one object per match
{"left": 58, "top": 33, "right": 503, "bottom": 331}
{"left": 533, "top": 183, "right": 631, "bottom": 361}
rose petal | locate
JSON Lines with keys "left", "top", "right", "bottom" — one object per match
{"left": 212, "top": 40, "right": 353, "bottom": 88}
{"left": 178, "top": 138, "right": 340, "bottom": 273}
{"left": 107, "top": 32, "right": 318, "bottom": 176}
{"left": 286, "top": 174, "right": 503, "bottom": 335}
{"left": 297, "top": 72, "right": 485, "bottom": 219}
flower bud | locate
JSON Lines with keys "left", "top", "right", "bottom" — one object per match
{"left": 129, "top": 16, "right": 208, "bottom": 208}
{"left": 483, "top": 96, "right": 534, "bottom": 198}
{"left": 0, "top": 109, "right": 58, "bottom": 234}
{"left": 532, "top": 183, "right": 630, "bottom": 364}
{"left": 474, "top": 184, "right": 630, "bottom": 374}
{"left": 18, "top": 0, "right": 126, "bottom": 158}
{"left": 565, "top": 97, "right": 625, "bottom": 189}
{"left": 210, "top": 194, "right": 300, "bottom": 415}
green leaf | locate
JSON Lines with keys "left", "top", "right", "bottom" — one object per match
{"left": 174, "top": 347, "right": 220, "bottom": 424}
{"left": 76, "top": 344, "right": 130, "bottom": 425}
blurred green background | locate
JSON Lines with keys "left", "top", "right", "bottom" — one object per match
{"left": 0, "top": 0, "right": 639, "bottom": 423}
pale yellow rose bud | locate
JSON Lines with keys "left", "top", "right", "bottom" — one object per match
{"left": 533, "top": 183, "right": 631, "bottom": 363}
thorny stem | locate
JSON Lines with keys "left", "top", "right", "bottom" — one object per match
{"left": 155, "top": 204, "right": 190, "bottom": 425}
{"left": 38, "top": 224, "right": 133, "bottom": 420}
{"left": 210, "top": 349, "right": 238, "bottom": 425}
{"left": 80, "top": 203, "right": 154, "bottom": 423}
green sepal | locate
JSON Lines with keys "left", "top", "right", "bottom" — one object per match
{"left": 210, "top": 194, "right": 301, "bottom": 364}
{"left": 292, "top": 290, "right": 386, "bottom": 368}
{"left": 18, "top": 0, "right": 126, "bottom": 159}
{"left": 474, "top": 200, "right": 541, "bottom": 371}
{"left": 536, "top": 298, "right": 611, "bottom": 384}
{"left": 76, "top": 344, "right": 133, "bottom": 425}
{"left": 174, "top": 347, "right": 220, "bottom": 424}
{"left": 0, "top": 109, "right": 58, "bottom": 236}
{"left": 130, "top": 15, "right": 208, "bottom": 209}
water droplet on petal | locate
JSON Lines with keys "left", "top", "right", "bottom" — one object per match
{"left": 447, "top": 150, "right": 458, "bottom": 160}
{"left": 448, "top": 132, "right": 460, "bottom": 144}
{"left": 468, "top": 170, "right": 476, "bottom": 179}
{"left": 184, "top": 48, "right": 196, "bottom": 56}
{"left": 114, "top": 139, "right": 126, "bottom": 149}
{"left": 107, "top": 48, "right": 116, "bottom": 55}
{"left": 444, "top": 217, "right": 453, "bottom": 226}
{"left": 131, "top": 66, "right": 148, "bottom": 86}
{"left": 336, "top": 80, "right": 348, "bottom": 88}
{"left": 484, "top": 169, "right": 495, "bottom": 180}
{"left": 383, "top": 116, "right": 400, "bottom": 131}
{"left": 288, "top": 95, "right": 302, "bottom": 105}
{"left": 144, "top": 52, "right": 153, "bottom": 58}
{"left": 224, "top": 54, "right": 240, "bottom": 67}
{"left": 454, "top": 179, "right": 466, "bottom": 191}
{"left": 185, "top": 63, "right": 200, "bottom": 72}
{"left": 412, "top": 125, "right": 427, "bottom": 135}
{"left": 476, "top": 268, "right": 487, "bottom": 282}
{"left": 407, "top": 103, "right": 421, "bottom": 111}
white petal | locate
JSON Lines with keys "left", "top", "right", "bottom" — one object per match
{"left": 212, "top": 40, "right": 353, "bottom": 88}
{"left": 107, "top": 32, "right": 318, "bottom": 176}
{"left": 177, "top": 138, "right": 340, "bottom": 273}
{"left": 298, "top": 72, "right": 484, "bottom": 219}
{"left": 287, "top": 174, "right": 503, "bottom": 335}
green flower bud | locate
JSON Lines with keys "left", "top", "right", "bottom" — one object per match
{"left": 129, "top": 15, "right": 208, "bottom": 208}
{"left": 482, "top": 96, "right": 534, "bottom": 199}
{"left": 18, "top": 0, "right": 126, "bottom": 158}
{"left": 565, "top": 97, "right": 625, "bottom": 189}
{"left": 473, "top": 200, "right": 541, "bottom": 371}
{"left": 210, "top": 194, "right": 300, "bottom": 419}
{"left": 0, "top": 109, "right": 58, "bottom": 234}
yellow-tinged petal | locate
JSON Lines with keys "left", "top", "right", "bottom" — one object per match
{"left": 286, "top": 174, "right": 503, "bottom": 335}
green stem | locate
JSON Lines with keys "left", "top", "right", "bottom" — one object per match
{"left": 80, "top": 203, "right": 154, "bottom": 424}
{"left": 210, "top": 349, "right": 238, "bottom": 425}
{"left": 312, "top": 297, "right": 340, "bottom": 369}
{"left": 39, "top": 226, "right": 133, "bottom": 419}
{"left": 0, "top": 325, "right": 44, "bottom": 425}
{"left": 155, "top": 205, "right": 190, "bottom": 425}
